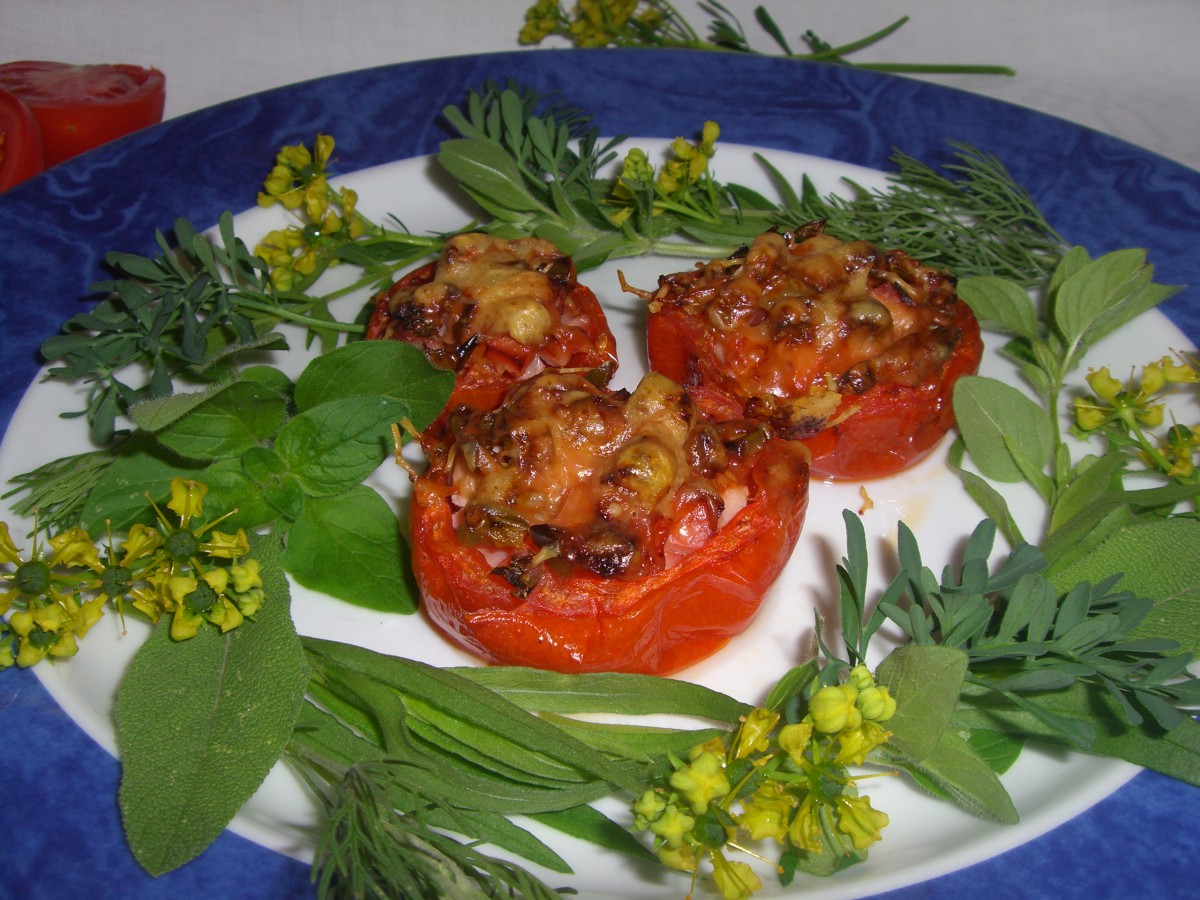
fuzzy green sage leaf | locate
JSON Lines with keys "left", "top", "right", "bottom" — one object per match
{"left": 114, "top": 534, "right": 309, "bottom": 875}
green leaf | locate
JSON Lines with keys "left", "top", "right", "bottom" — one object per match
{"left": 451, "top": 666, "right": 750, "bottom": 722}
{"left": 114, "top": 535, "right": 310, "bottom": 875}
{"left": 1052, "top": 248, "right": 1179, "bottom": 349}
{"left": 957, "top": 275, "right": 1038, "bottom": 339}
{"left": 953, "top": 375, "right": 1055, "bottom": 485}
{"left": 1049, "top": 517, "right": 1200, "bottom": 655}
{"left": 876, "top": 729, "right": 1019, "bottom": 824}
{"left": 292, "top": 341, "right": 454, "bottom": 431}
{"left": 78, "top": 439, "right": 202, "bottom": 534}
{"left": 438, "top": 138, "right": 552, "bottom": 217}
{"left": 965, "top": 728, "right": 1025, "bottom": 774}
{"left": 529, "top": 806, "right": 658, "bottom": 864}
{"left": 283, "top": 485, "right": 418, "bottom": 613}
{"left": 876, "top": 644, "right": 969, "bottom": 762}
{"left": 152, "top": 380, "right": 288, "bottom": 461}
{"left": 273, "top": 396, "right": 407, "bottom": 496}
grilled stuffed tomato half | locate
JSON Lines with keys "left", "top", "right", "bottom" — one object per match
{"left": 639, "top": 225, "right": 983, "bottom": 480}
{"left": 367, "top": 233, "right": 618, "bottom": 413}
{"left": 411, "top": 370, "right": 810, "bottom": 674}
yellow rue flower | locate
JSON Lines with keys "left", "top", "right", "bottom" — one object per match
{"left": 733, "top": 707, "right": 779, "bottom": 759}
{"left": 778, "top": 721, "right": 813, "bottom": 767}
{"left": 167, "top": 477, "right": 207, "bottom": 524}
{"left": 202, "top": 529, "right": 250, "bottom": 560}
{"left": 832, "top": 720, "right": 892, "bottom": 767}
{"left": 711, "top": 853, "right": 762, "bottom": 900}
{"left": 654, "top": 841, "right": 698, "bottom": 873}
{"left": 736, "top": 784, "right": 794, "bottom": 843}
{"left": 648, "top": 802, "right": 695, "bottom": 849}
{"left": 518, "top": 0, "right": 562, "bottom": 44}
{"left": 670, "top": 749, "right": 731, "bottom": 814}
{"left": 835, "top": 794, "right": 889, "bottom": 850}
{"left": 1073, "top": 397, "right": 1110, "bottom": 432}
{"left": 632, "top": 788, "right": 668, "bottom": 829}
{"left": 787, "top": 794, "right": 823, "bottom": 854}
{"left": 1086, "top": 367, "right": 1123, "bottom": 403}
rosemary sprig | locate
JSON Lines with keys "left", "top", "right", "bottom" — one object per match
{"left": 518, "top": 1, "right": 1015, "bottom": 76}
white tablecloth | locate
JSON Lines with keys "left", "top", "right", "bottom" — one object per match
{"left": 3, "top": 0, "right": 1198, "bottom": 171}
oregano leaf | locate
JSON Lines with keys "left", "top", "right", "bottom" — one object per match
{"left": 283, "top": 485, "right": 419, "bottom": 613}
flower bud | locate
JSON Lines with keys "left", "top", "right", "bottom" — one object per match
{"left": 648, "top": 802, "right": 695, "bottom": 848}
{"left": 808, "top": 684, "right": 861, "bottom": 734}
{"left": 847, "top": 664, "right": 875, "bottom": 692}
{"left": 856, "top": 685, "right": 897, "bottom": 722}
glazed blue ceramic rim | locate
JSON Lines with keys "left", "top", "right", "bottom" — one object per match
{"left": 0, "top": 49, "right": 1197, "bottom": 900}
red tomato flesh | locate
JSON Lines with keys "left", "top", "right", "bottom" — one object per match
{"left": 0, "top": 87, "right": 44, "bottom": 191}
{"left": 0, "top": 61, "right": 165, "bottom": 166}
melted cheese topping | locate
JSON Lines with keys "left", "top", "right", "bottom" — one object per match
{"left": 430, "top": 371, "right": 768, "bottom": 584}
{"left": 652, "top": 228, "right": 962, "bottom": 398}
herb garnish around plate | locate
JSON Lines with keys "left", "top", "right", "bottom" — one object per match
{"left": 517, "top": 1, "right": 1015, "bottom": 76}
{"left": 2, "top": 81, "right": 1199, "bottom": 900}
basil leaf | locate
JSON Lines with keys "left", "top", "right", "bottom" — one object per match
{"left": 283, "top": 485, "right": 418, "bottom": 613}
{"left": 114, "top": 535, "right": 310, "bottom": 875}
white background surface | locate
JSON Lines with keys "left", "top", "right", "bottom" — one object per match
{"left": 2, "top": 0, "right": 1198, "bottom": 171}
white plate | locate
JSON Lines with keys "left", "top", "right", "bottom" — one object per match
{"left": 2, "top": 141, "right": 1188, "bottom": 897}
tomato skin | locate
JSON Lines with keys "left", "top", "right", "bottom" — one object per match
{"left": 0, "top": 61, "right": 165, "bottom": 167}
{"left": 0, "top": 87, "right": 44, "bottom": 191}
{"left": 411, "top": 438, "right": 809, "bottom": 675}
{"left": 799, "top": 297, "right": 982, "bottom": 478}
{"left": 649, "top": 291, "right": 983, "bottom": 480}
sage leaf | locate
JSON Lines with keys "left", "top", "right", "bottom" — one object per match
{"left": 957, "top": 275, "right": 1038, "bottom": 339}
{"left": 274, "top": 396, "right": 407, "bottom": 496}
{"left": 529, "top": 806, "right": 658, "bottom": 864}
{"left": 1049, "top": 517, "right": 1200, "bottom": 655}
{"left": 876, "top": 730, "right": 1019, "bottom": 825}
{"left": 115, "top": 535, "right": 310, "bottom": 875}
{"left": 293, "top": 341, "right": 454, "bottom": 431}
{"left": 283, "top": 485, "right": 418, "bottom": 613}
{"left": 953, "top": 375, "right": 1054, "bottom": 485}
{"left": 876, "top": 644, "right": 968, "bottom": 762}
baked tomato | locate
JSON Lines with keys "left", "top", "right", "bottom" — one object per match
{"left": 0, "top": 87, "right": 43, "bottom": 191}
{"left": 411, "top": 370, "right": 810, "bottom": 674}
{"left": 367, "top": 233, "right": 618, "bottom": 413}
{"left": 639, "top": 225, "right": 983, "bottom": 480}
{"left": 0, "top": 61, "right": 165, "bottom": 166}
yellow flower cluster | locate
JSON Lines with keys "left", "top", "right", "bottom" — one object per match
{"left": 255, "top": 134, "right": 368, "bottom": 291}
{"left": 518, "top": 1, "right": 667, "bottom": 48}
{"left": 1074, "top": 354, "right": 1200, "bottom": 481}
{"left": 607, "top": 120, "right": 721, "bottom": 225}
{"left": 0, "top": 479, "right": 265, "bottom": 668}
{"left": 631, "top": 665, "right": 897, "bottom": 898}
